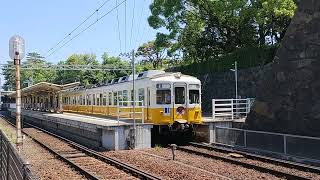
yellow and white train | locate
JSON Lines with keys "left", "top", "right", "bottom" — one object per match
{"left": 62, "top": 70, "right": 202, "bottom": 133}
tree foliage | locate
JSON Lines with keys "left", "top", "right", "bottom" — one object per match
{"left": 2, "top": 52, "right": 131, "bottom": 90}
{"left": 2, "top": 52, "right": 56, "bottom": 90}
{"left": 147, "top": 0, "right": 297, "bottom": 63}
{"left": 136, "top": 41, "right": 167, "bottom": 69}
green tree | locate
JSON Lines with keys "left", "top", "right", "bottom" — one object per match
{"left": 55, "top": 53, "right": 103, "bottom": 86}
{"left": 252, "top": 0, "right": 297, "bottom": 45}
{"left": 148, "top": 0, "right": 297, "bottom": 62}
{"left": 2, "top": 52, "right": 57, "bottom": 90}
{"left": 21, "top": 52, "right": 57, "bottom": 87}
{"left": 101, "top": 53, "right": 130, "bottom": 81}
{"left": 136, "top": 40, "right": 168, "bottom": 69}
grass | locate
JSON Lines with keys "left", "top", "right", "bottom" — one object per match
{"left": 0, "top": 121, "right": 17, "bottom": 144}
{"left": 154, "top": 144, "right": 162, "bottom": 151}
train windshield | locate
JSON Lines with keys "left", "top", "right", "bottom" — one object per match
{"left": 156, "top": 89, "right": 171, "bottom": 104}
{"left": 175, "top": 87, "right": 185, "bottom": 104}
{"left": 189, "top": 90, "right": 200, "bottom": 104}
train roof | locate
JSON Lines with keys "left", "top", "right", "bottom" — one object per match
{"left": 62, "top": 70, "right": 200, "bottom": 93}
{"left": 150, "top": 72, "right": 201, "bottom": 84}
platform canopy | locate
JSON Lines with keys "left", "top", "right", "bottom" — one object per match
{"left": 8, "top": 82, "right": 80, "bottom": 97}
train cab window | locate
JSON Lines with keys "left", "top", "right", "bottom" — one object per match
{"left": 109, "top": 92, "right": 112, "bottom": 105}
{"left": 113, "top": 92, "right": 118, "bottom": 106}
{"left": 175, "top": 87, "right": 185, "bottom": 104}
{"left": 123, "top": 90, "right": 128, "bottom": 106}
{"left": 189, "top": 90, "right": 200, "bottom": 104}
{"left": 138, "top": 88, "right": 145, "bottom": 106}
{"left": 156, "top": 90, "right": 171, "bottom": 104}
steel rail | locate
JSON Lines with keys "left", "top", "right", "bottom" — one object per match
{"left": 190, "top": 142, "right": 320, "bottom": 174}
{"left": 2, "top": 115, "right": 99, "bottom": 180}
{"left": 3, "top": 115, "right": 161, "bottom": 180}
{"left": 177, "top": 145, "right": 309, "bottom": 180}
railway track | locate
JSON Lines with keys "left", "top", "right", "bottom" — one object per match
{"left": 177, "top": 142, "right": 320, "bottom": 180}
{"left": 2, "top": 115, "right": 161, "bottom": 180}
{"left": 190, "top": 142, "right": 320, "bottom": 174}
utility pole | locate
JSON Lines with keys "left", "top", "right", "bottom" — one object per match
{"left": 131, "top": 49, "right": 136, "bottom": 147}
{"left": 235, "top": 61, "right": 238, "bottom": 100}
{"left": 9, "top": 35, "right": 25, "bottom": 146}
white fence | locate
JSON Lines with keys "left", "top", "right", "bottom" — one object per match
{"left": 214, "top": 126, "right": 320, "bottom": 161}
{"left": 117, "top": 100, "right": 144, "bottom": 124}
{"left": 212, "top": 98, "right": 254, "bottom": 120}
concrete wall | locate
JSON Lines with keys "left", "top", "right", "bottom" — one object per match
{"left": 9, "top": 110, "right": 152, "bottom": 150}
{"left": 22, "top": 115, "right": 102, "bottom": 148}
{"left": 172, "top": 64, "right": 271, "bottom": 113}
{"left": 196, "top": 121, "right": 241, "bottom": 143}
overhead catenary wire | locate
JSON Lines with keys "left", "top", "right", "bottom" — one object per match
{"left": 129, "top": 0, "right": 136, "bottom": 49}
{"left": 136, "top": 0, "right": 148, "bottom": 47}
{"left": 47, "top": 0, "right": 128, "bottom": 58}
{"left": 45, "top": 0, "right": 112, "bottom": 56}
{"left": 116, "top": 0, "right": 122, "bottom": 53}
{"left": 124, "top": 0, "right": 127, "bottom": 52}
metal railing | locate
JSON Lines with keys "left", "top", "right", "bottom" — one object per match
{"left": 0, "top": 130, "right": 36, "bottom": 180}
{"left": 212, "top": 98, "right": 254, "bottom": 120}
{"left": 214, "top": 126, "right": 320, "bottom": 162}
{"left": 117, "top": 100, "right": 145, "bottom": 124}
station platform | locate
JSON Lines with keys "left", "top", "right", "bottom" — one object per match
{"left": 7, "top": 109, "right": 152, "bottom": 150}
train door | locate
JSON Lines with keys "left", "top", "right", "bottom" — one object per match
{"left": 173, "top": 82, "right": 188, "bottom": 123}
{"left": 147, "top": 87, "right": 151, "bottom": 122}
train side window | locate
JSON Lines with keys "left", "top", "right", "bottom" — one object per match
{"left": 103, "top": 93, "right": 107, "bottom": 106}
{"left": 130, "top": 90, "right": 134, "bottom": 105}
{"left": 109, "top": 92, "right": 112, "bottom": 106}
{"left": 138, "top": 88, "right": 145, "bottom": 106}
{"left": 156, "top": 90, "right": 171, "bottom": 104}
{"left": 87, "top": 94, "right": 92, "bottom": 105}
{"left": 123, "top": 90, "right": 128, "bottom": 106}
{"left": 113, "top": 92, "right": 117, "bottom": 106}
{"left": 96, "top": 94, "right": 100, "bottom": 106}
{"left": 93, "top": 94, "right": 96, "bottom": 105}
{"left": 118, "top": 91, "right": 123, "bottom": 106}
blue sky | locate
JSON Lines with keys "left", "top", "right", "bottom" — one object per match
{"left": 0, "top": 0, "right": 158, "bottom": 64}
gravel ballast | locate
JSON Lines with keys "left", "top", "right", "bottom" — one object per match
{"left": 103, "top": 147, "right": 283, "bottom": 180}
{"left": 0, "top": 118, "right": 86, "bottom": 180}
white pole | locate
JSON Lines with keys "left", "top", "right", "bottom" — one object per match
{"left": 235, "top": 61, "right": 238, "bottom": 100}
{"left": 234, "top": 61, "right": 238, "bottom": 118}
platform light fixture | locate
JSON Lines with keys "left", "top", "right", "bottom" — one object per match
{"left": 9, "top": 35, "right": 25, "bottom": 146}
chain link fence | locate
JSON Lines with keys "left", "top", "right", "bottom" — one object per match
{"left": 214, "top": 126, "right": 320, "bottom": 162}
{"left": 0, "top": 130, "right": 35, "bottom": 180}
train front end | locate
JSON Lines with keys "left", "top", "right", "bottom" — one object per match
{"left": 150, "top": 72, "right": 202, "bottom": 140}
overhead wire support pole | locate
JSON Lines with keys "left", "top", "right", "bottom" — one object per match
{"left": 131, "top": 49, "right": 136, "bottom": 148}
